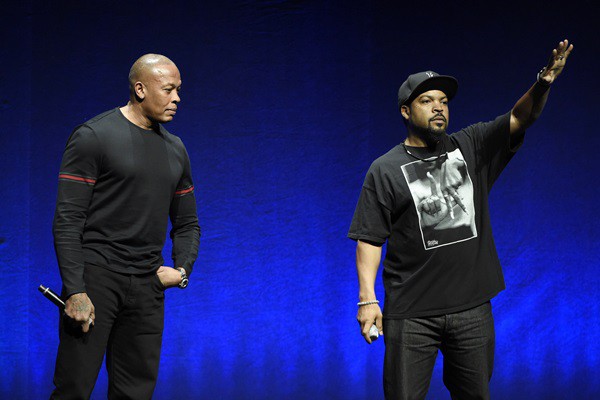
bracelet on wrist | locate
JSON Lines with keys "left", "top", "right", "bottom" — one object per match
{"left": 536, "top": 67, "right": 551, "bottom": 87}
{"left": 357, "top": 300, "right": 379, "bottom": 307}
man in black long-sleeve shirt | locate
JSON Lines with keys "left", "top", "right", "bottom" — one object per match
{"left": 50, "top": 54, "right": 200, "bottom": 399}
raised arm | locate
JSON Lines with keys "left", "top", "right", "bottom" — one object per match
{"left": 510, "top": 39, "right": 573, "bottom": 135}
{"left": 356, "top": 240, "right": 384, "bottom": 344}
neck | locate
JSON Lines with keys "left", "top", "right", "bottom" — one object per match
{"left": 405, "top": 133, "right": 442, "bottom": 150}
{"left": 404, "top": 134, "right": 429, "bottom": 147}
{"left": 403, "top": 136, "right": 447, "bottom": 162}
{"left": 120, "top": 102, "right": 154, "bottom": 130}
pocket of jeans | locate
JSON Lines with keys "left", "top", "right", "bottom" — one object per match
{"left": 153, "top": 273, "right": 166, "bottom": 291}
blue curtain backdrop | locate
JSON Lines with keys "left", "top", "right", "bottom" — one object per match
{"left": 1, "top": 1, "right": 598, "bottom": 399}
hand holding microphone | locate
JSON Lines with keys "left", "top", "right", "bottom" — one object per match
{"left": 39, "top": 285, "right": 95, "bottom": 332}
{"left": 357, "top": 300, "right": 383, "bottom": 344}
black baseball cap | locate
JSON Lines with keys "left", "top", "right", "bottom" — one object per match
{"left": 398, "top": 71, "right": 458, "bottom": 109}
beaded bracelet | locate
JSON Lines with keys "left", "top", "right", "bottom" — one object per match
{"left": 357, "top": 300, "right": 379, "bottom": 307}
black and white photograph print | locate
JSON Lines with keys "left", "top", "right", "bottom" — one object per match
{"left": 402, "top": 148, "right": 477, "bottom": 250}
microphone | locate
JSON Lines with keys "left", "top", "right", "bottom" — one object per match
{"left": 38, "top": 285, "right": 65, "bottom": 308}
{"left": 369, "top": 324, "right": 380, "bottom": 341}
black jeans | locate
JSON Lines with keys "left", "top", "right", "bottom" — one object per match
{"left": 383, "top": 302, "right": 495, "bottom": 400}
{"left": 50, "top": 265, "right": 165, "bottom": 400}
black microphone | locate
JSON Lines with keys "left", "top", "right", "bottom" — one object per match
{"left": 38, "top": 285, "right": 65, "bottom": 308}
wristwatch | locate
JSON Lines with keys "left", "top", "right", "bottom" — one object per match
{"left": 177, "top": 268, "right": 189, "bottom": 289}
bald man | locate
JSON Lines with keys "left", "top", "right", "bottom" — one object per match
{"left": 50, "top": 54, "right": 200, "bottom": 399}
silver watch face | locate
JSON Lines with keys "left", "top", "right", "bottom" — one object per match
{"left": 179, "top": 278, "right": 189, "bottom": 289}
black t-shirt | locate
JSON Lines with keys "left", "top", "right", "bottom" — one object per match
{"left": 53, "top": 108, "right": 200, "bottom": 297}
{"left": 348, "top": 112, "right": 520, "bottom": 319}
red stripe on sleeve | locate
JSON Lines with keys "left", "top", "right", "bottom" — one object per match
{"left": 58, "top": 174, "right": 97, "bottom": 184}
{"left": 175, "top": 186, "right": 194, "bottom": 195}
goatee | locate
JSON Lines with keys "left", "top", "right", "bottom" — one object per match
{"left": 412, "top": 123, "right": 447, "bottom": 148}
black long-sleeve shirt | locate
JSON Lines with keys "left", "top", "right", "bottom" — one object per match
{"left": 53, "top": 108, "right": 200, "bottom": 297}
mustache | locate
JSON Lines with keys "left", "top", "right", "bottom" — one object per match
{"left": 429, "top": 114, "right": 447, "bottom": 122}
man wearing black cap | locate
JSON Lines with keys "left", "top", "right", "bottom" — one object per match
{"left": 349, "top": 40, "right": 573, "bottom": 398}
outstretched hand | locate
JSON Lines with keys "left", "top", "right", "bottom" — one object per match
{"left": 539, "top": 39, "right": 573, "bottom": 84}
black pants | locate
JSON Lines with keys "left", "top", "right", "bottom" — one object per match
{"left": 383, "top": 302, "right": 495, "bottom": 400}
{"left": 51, "top": 265, "right": 165, "bottom": 400}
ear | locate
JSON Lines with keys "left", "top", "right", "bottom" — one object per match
{"left": 134, "top": 81, "right": 146, "bottom": 100}
{"left": 400, "top": 105, "right": 410, "bottom": 122}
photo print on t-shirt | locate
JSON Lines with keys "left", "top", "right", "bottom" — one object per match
{"left": 401, "top": 148, "right": 477, "bottom": 250}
